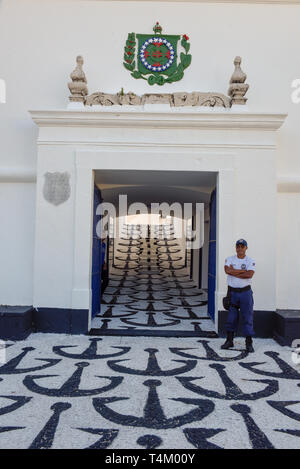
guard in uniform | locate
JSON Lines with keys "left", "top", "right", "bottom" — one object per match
{"left": 221, "top": 239, "right": 256, "bottom": 353}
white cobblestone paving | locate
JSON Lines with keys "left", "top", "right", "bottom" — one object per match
{"left": 0, "top": 223, "right": 299, "bottom": 449}
{"left": 0, "top": 334, "right": 299, "bottom": 449}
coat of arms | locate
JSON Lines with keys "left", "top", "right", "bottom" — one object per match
{"left": 123, "top": 22, "right": 191, "bottom": 86}
{"left": 43, "top": 172, "right": 71, "bottom": 206}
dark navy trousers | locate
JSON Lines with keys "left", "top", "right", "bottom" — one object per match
{"left": 226, "top": 289, "right": 255, "bottom": 337}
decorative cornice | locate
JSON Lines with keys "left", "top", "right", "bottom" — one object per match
{"left": 29, "top": 109, "right": 287, "bottom": 131}
{"left": 36, "top": 140, "right": 276, "bottom": 150}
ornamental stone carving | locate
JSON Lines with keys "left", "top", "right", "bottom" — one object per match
{"left": 86, "top": 91, "right": 142, "bottom": 106}
{"left": 173, "top": 92, "right": 230, "bottom": 108}
{"left": 86, "top": 91, "right": 230, "bottom": 108}
{"left": 118, "top": 91, "right": 142, "bottom": 106}
{"left": 67, "top": 56, "right": 248, "bottom": 108}
{"left": 228, "top": 56, "right": 249, "bottom": 105}
{"left": 141, "top": 94, "right": 173, "bottom": 105}
{"left": 86, "top": 92, "right": 120, "bottom": 106}
{"left": 68, "top": 56, "right": 88, "bottom": 104}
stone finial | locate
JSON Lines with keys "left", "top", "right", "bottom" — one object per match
{"left": 228, "top": 56, "right": 249, "bottom": 105}
{"left": 68, "top": 56, "right": 88, "bottom": 105}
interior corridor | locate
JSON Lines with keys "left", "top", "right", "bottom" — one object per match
{"left": 90, "top": 221, "right": 217, "bottom": 337}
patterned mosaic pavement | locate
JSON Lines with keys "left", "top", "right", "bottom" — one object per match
{"left": 91, "top": 223, "right": 217, "bottom": 337}
{"left": 0, "top": 334, "right": 299, "bottom": 449}
{"left": 0, "top": 223, "right": 299, "bottom": 449}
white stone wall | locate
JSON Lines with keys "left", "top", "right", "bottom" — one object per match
{"left": 0, "top": 183, "right": 35, "bottom": 305}
{"left": 277, "top": 193, "right": 300, "bottom": 309}
{"left": 0, "top": 0, "right": 299, "bottom": 309}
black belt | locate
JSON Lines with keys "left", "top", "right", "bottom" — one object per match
{"left": 228, "top": 285, "right": 251, "bottom": 293}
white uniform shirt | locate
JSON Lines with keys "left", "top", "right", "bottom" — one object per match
{"left": 225, "top": 255, "right": 256, "bottom": 288}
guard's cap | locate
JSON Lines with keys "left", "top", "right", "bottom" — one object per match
{"left": 236, "top": 239, "right": 247, "bottom": 247}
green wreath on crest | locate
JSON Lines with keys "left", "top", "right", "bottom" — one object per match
{"left": 123, "top": 31, "right": 191, "bottom": 86}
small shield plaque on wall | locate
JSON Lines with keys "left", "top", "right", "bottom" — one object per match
{"left": 43, "top": 172, "right": 71, "bottom": 206}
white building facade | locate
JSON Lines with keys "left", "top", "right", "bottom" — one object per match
{"left": 0, "top": 0, "right": 299, "bottom": 343}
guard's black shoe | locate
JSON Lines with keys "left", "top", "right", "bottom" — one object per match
{"left": 221, "top": 332, "right": 234, "bottom": 350}
{"left": 246, "top": 336, "right": 254, "bottom": 353}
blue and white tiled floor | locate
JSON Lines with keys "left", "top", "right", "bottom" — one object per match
{"left": 0, "top": 224, "right": 299, "bottom": 449}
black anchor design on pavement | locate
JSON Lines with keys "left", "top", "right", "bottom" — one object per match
{"left": 169, "top": 270, "right": 188, "bottom": 278}
{"left": 107, "top": 273, "right": 127, "bottom": 280}
{"left": 169, "top": 276, "right": 199, "bottom": 284}
{"left": 117, "top": 248, "right": 143, "bottom": 254}
{"left": 115, "top": 255, "right": 139, "bottom": 262}
{"left": 166, "top": 297, "right": 206, "bottom": 308}
{"left": 156, "top": 242, "right": 178, "bottom": 247}
{"left": 164, "top": 309, "right": 209, "bottom": 320}
{"left": 114, "top": 261, "right": 138, "bottom": 271}
{"left": 137, "top": 434, "right": 163, "bottom": 449}
{"left": 23, "top": 362, "right": 123, "bottom": 397}
{"left": 0, "top": 426, "right": 25, "bottom": 435}
{"left": 172, "top": 290, "right": 206, "bottom": 298}
{"left": 119, "top": 241, "right": 140, "bottom": 247}
{"left": 29, "top": 402, "right": 72, "bottom": 449}
{"left": 0, "top": 390, "right": 27, "bottom": 437}
{"left": 163, "top": 264, "right": 185, "bottom": 271}
{"left": 267, "top": 401, "right": 300, "bottom": 422}
{"left": 0, "top": 391, "right": 32, "bottom": 416}
{"left": 157, "top": 255, "right": 182, "bottom": 263}
{"left": 102, "top": 295, "right": 135, "bottom": 306}
{"left": 157, "top": 247, "right": 181, "bottom": 254}
{"left": 183, "top": 428, "right": 225, "bottom": 450}
{"left": 134, "top": 267, "right": 165, "bottom": 274}
{"left": 166, "top": 282, "right": 197, "bottom": 291}
{"left": 239, "top": 351, "right": 300, "bottom": 379}
{"left": 170, "top": 340, "right": 248, "bottom": 362}
{"left": 132, "top": 278, "right": 170, "bottom": 286}
{"left": 231, "top": 404, "right": 274, "bottom": 449}
{"left": 103, "top": 291, "right": 136, "bottom": 299}
{"left": 177, "top": 364, "right": 279, "bottom": 400}
{"left": 75, "top": 428, "right": 119, "bottom": 449}
{"left": 274, "top": 429, "right": 300, "bottom": 439}
{"left": 98, "top": 306, "right": 137, "bottom": 319}
{"left": 121, "top": 312, "right": 180, "bottom": 328}
{"left": 131, "top": 292, "right": 172, "bottom": 302}
{"left": 109, "top": 279, "right": 136, "bottom": 288}
{"left": 53, "top": 338, "right": 131, "bottom": 360}
{"left": 110, "top": 282, "right": 137, "bottom": 290}
{"left": 0, "top": 347, "right": 61, "bottom": 375}
{"left": 107, "top": 348, "right": 197, "bottom": 376}
{"left": 93, "top": 379, "right": 214, "bottom": 429}
{"left": 132, "top": 283, "right": 171, "bottom": 293}
{"left": 94, "top": 319, "right": 111, "bottom": 331}
{"left": 191, "top": 322, "right": 218, "bottom": 338}
{"left": 127, "top": 302, "right": 173, "bottom": 313}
